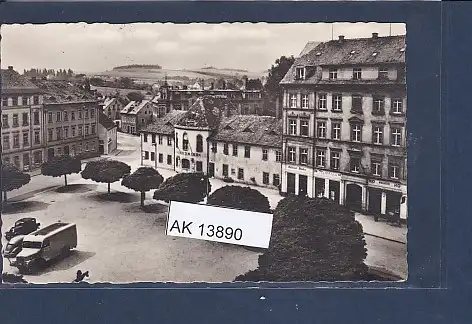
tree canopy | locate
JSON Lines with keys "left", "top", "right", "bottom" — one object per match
{"left": 1, "top": 163, "right": 31, "bottom": 202}
{"left": 264, "top": 55, "right": 295, "bottom": 101}
{"left": 41, "top": 155, "right": 81, "bottom": 187}
{"left": 122, "top": 167, "right": 164, "bottom": 207}
{"left": 127, "top": 91, "right": 145, "bottom": 102}
{"left": 81, "top": 159, "right": 131, "bottom": 193}
{"left": 235, "top": 196, "right": 368, "bottom": 282}
{"left": 153, "top": 172, "right": 211, "bottom": 203}
{"left": 207, "top": 185, "right": 271, "bottom": 214}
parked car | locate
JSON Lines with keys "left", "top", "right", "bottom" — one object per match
{"left": 4, "top": 218, "right": 41, "bottom": 241}
{"left": 3, "top": 235, "right": 25, "bottom": 260}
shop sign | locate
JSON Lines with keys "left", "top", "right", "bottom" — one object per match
{"left": 287, "top": 165, "right": 307, "bottom": 172}
{"left": 314, "top": 169, "right": 341, "bottom": 179}
{"left": 178, "top": 151, "right": 202, "bottom": 157}
{"left": 368, "top": 179, "right": 402, "bottom": 189}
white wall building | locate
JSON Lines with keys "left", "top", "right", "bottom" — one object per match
{"left": 98, "top": 112, "right": 118, "bottom": 155}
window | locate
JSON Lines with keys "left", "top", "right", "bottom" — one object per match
{"left": 296, "top": 67, "right": 305, "bottom": 80}
{"left": 223, "top": 143, "right": 229, "bottom": 155}
{"left": 289, "top": 119, "right": 297, "bottom": 135}
{"left": 196, "top": 135, "right": 203, "bottom": 152}
{"left": 85, "top": 125, "right": 90, "bottom": 135}
{"left": 91, "top": 108, "right": 95, "bottom": 118}
{"left": 350, "top": 156, "right": 361, "bottom": 173}
{"left": 196, "top": 161, "right": 202, "bottom": 171}
{"left": 332, "top": 94, "right": 342, "bottom": 111}
{"left": 317, "top": 121, "right": 327, "bottom": 138}
{"left": 263, "top": 172, "right": 270, "bottom": 185}
{"left": 56, "top": 111, "right": 61, "bottom": 122}
{"left": 371, "top": 125, "right": 383, "bottom": 144}
{"left": 222, "top": 164, "right": 229, "bottom": 177}
{"left": 290, "top": 94, "right": 297, "bottom": 108}
{"left": 48, "top": 129, "right": 53, "bottom": 141}
{"left": 22, "top": 113, "right": 29, "bottom": 126}
{"left": 2, "top": 97, "right": 8, "bottom": 107}
{"left": 316, "top": 149, "right": 326, "bottom": 167}
{"left": 373, "top": 97, "right": 385, "bottom": 114}
{"left": 2, "top": 114, "right": 8, "bottom": 128}
{"left": 211, "top": 142, "right": 217, "bottom": 153}
{"left": 64, "top": 127, "right": 69, "bottom": 139}
{"left": 144, "top": 151, "right": 149, "bottom": 160}
{"left": 34, "top": 131, "right": 40, "bottom": 144}
{"left": 64, "top": 111, "right": 69, "bottom": 121}
{"left": 56, "top": 127, "right": 62, "bottom": 140}
{"left": 2, "top": 135, "right": 10, "bottom": 150}
{"left": 262, "top": 149, "right": 268, "bottom": 161}
{"left": 331, "top": 151, "right": 340, "bottom": 170}
{"left": 34, "top": 151, "right": 42, "bottom": 164}
{"left": 288, "top": 146, "right": 296, "bottom": 163}
{"left": 244, "top": 146, "right": 251, "bottom": 158}
{"left": 300, "top": 120, "right": 309, "bottom": 136}
{"left": 71, "top": 111, "right": 76, "bottom": 120}
{"left": 12, "top": 97, "right": 18, "bottom": 106}
{"left": 372, "top": 160, "right": 382, "bottom": 176}
{"left": 273, "top": 174, "right": 280, "bottom": 186}
{"left": 353, "top": 67, "right": 362, "bottom": 80}
{"left": 71, "top": 126, "right": 76, "bottom": 137}
{"left": 389, "top": 163, "right": 400, "bottom": 179}
{"left": 238, "top": 168, "right": 244, "bottom": 180}
{"left": 329, "top": 68, "right": 338, "bottom": 79}
{"left": 391, "top": 127, "right": 402, "bottom": 146}
{"left": 276, "top": 150, "right": 282, "bottom": 162}
{"left": 91, "top": 124, "right": 96, "bottom": 135}
{"left": 351, "top": 123, "right": 362, "bottom": 142}
{"left": 157, "top": 135, "right": 162, "bottom": 144}
{"left": 166, "top": 136, "right": 171, "bottom": 146}
{"left": 352, "top": 95, "right": 363, "bottom": 113}
{"left": 175, "top": 133, "right": 179, "bottom": 148}
{"left": 318, "top": 94, "right": 327, "bottom": 110}
{"left": 78, "top": 125, "right": 83, "bottom": 136}
{"left": 144, "top": 134, "right": 148, "bottom": 143}
{"left": 378, "top": 67, "right": 389, "bottom": 79}
{"left": 331, "top": 122, "right": 341, "bottom": 140}
{"left": 14, "top": 156, "right": 20, "bottom": 167}
{"left": 232, "top": 144, "right": 238, "bottom": 156}
{"left": 85, "top": 109, "right": 89, "bottom": 119}
{"left": 299, "top": 148, "right": 308, "bottom": 165}
{"left": 33, "top": 112, "right": 39, "bottom": 125}
{"left": 392, "top": 99, "right": 403, "bottom": 114}
{"left": 13, "top": 134, "right": 19, "bottom": 148}
{"left": 183, "top": 133, "right": 189, "bottom": 150}
{"left": 159, "top": 153, "right": 163, "bottom": 163}
{"left": 12, "top": 114, "right": 19, "bottom": 127}
{"left": 48, "top": 112, "right": 53, "bottom": 123}
{"left": 301, "top": 94, "right": 309, "bottom": 108}
{"left": 78, "top": 110, "right": 82, "bottom": 120}
{"left": 151, "top": 152, "right": 155, "bottom": 161}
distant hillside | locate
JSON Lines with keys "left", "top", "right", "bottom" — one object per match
{"left": 113, "top": 64, "right": 162, "bottom": 70}
{"left": 201, "top": 66, "right": 248, "bottom": 73}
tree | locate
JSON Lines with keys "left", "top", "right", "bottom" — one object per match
{"left": 264, "top": 55, "right": 296, "bottom": 101}
{"left": 235, "top": 196, "right": 368, "bottom": 282}
{"left": 246, "top": 78, "right": 263, "bottom": 90}
{"left": 121, "top": 167, "right": 164, "bottom": 207}
{"left": 127, "top": 91, "right": 145, "bottom": 102}
{"left": 1, "top": 163, "right": 31, "bottom": 202}
{"left": 81, "top": 159, "right": 131, "bottom": 194}
{"left": 207, "top": 186, "right": 271, "bottom": 214}
{"left": 41, "top": 155, "right": 81, "bottom": 187}
{"left": 153, "top": 172, "right": 211, "bottom": 204}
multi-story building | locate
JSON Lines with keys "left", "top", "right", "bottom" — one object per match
{"left": 279, "top": 33, "right": 408, "bottom": 219}
{"left": 98, "top": 112, "right": 118, "bottom": 155}
{"left": 208, "top": 115, "right": 282, "bottom": 189}
{"left": 1, "top": 66, "right": 45, "bottom": 171}
{"left": 120, "top": 100, "right": 155, "bottom": 135}
{"left": 32, "top": 79, "right": 101, "bottom": 159}
{"left": 102, "top": 97, "right": 124, "bottom": 121}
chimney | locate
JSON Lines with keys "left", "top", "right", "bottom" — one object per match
{"left": 338, "top": 35, "right": 345, "bottom": 43}
{"left": 372, "top": 32, "right": 379, "bottom": 39}
{"left": 8, "top": 66, "right": 13, "bottom": 70}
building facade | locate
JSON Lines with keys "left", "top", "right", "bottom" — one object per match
{"left": 1, "top": 66, "right": 45, "bottom": 171}
{"left": 98, "top": 112, "right": 118, "bottom": 155}
{"left": 102, "top": 97, "right": 124, "bottom": 121}
{"left": 280, "top": 33, "right": 408, "bottom": 219}
{"left": 120, "top": 100, "right": 155, "bottom": 135}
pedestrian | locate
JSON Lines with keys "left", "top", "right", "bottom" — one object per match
{"left": 73, "top": 270, "right": 90, "bottom": 283}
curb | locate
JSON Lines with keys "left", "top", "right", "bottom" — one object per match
{"left": 364, "top": 232, "right": 406, "bottom": 245}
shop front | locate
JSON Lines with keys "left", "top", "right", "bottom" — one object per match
{"left": 366, "top": 179, "right": 408, "bottom": 219}
{"left": 313, "top": 169, "right": 343, "bottom": 204}
{"left": 282, "top": 164, "right": 313, "bottom": 197}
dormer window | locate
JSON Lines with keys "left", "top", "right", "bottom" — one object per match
{"left": 350, "top": 50, "right": 356, "bottom": 55}
{"left": 329, "top": 68, "right": 338, "bottom": 80}
{"left": 353, "top": 67, "right": 362, "bottom": 80}
{"left": 372, "top": 52, "right": 378, "bottom": 57}
{"left": 296, "top": 67, "right": 306, "bottom": 80}
{"left": 316, "top": 52, "right": 322, "bottom": 56}
{"left": 378, "top": 67, "right": 389, "bottom": 80}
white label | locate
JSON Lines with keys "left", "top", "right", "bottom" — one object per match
{"left": 166, "top": 201, "right": 273, "bottom": 248}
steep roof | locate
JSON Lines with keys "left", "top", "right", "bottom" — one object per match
{"left": 103, "top": 97, "right": 116, "bottom": 109}
{"left": 1, "top": 68, "right": 41, "bottom": 94}
{"left": 121, "top": 100, "right": 151, "bottom": 115}
{"left": 175, "top": 96, "right": 239, "bottom": 130}
{"left": 99, "top": 112, "right": 117, "bottom": 130}
{"left": 210, "top": 115, "right": 283, "bottom": 147}
{"left": 281, "top": 34, "right": 406, "bottom": 84}
{"left": 299, "top": 41, "right": 321, "bottom": 57}
{"left": 31, "top": 79, "right": 97, "bottom": 104}
{"left": 141, "top": 110, "right": 187, "bottom": 135}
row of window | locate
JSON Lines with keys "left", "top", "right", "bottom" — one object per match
{"left": 2, "top": 151, "right": 42, "bottom": 170}
{"left": 143, "top": 133, "right": 173, "bottom": 146}
{"left": 47, "top": 142, "right": 95, "bottom": 158}
{"left": 295, "top": 66, "right": 393, "bottom": 81}
{"left": 222, "top": 164, "right": 280, "bottom": 186}
{"left": 1, "top": 95, "right": 40, "bottom": 107}
{"left": 288, "top": 93, "right": 404, "bottom": 114}
{"left": 287, "top": 119, "right": 404, "bottom": 146}
{"left": 2, "top": 131, "right": 41, "bottom": 150}
{"left": 47, "top": 124, "right": 96, "bottom": 141}
{"left": 47, "top": 108, "right": 96, "bottom": 123}
{"left": 215, "top": 142, "right": 282, "bottom": 161}
{"left": 143, "top": 151, "right": 173, "bottom": 165}
{"left": 286, "top": 146, "right": 404, "bottom": 179}
{"left": 176, "top": 133, "right": 203, "bottom": 152}
{"left": 2, "top": 112, "right": 40, "bottom": 128}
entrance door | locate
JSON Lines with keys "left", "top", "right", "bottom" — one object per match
{"left": 346, "top": 183, "right": 363, "bottom": 211}
{"left": 386, "top": 191, "right": 402, "bottom": 214}
{"left": 47, "top": 148, "right": 55, "bottom": 159}
{"left": 222, "top": 164, "right": 228, "bottom": 177}
{"left": 64, "top": 145, "right": 70, "bottom": 156}
{"left": 368, "top": 188, "right": 382, "bottom": 214}
{"left": 329, "top": 180, "right": 340, "bottom": 202}
{"left": 298, "top": 175, "right": 308, "bottom": 196}
{"left": 99, "top": 144, "right": 105, "bottom": 154}
{"left": 286, "top": 173, "right": 296, "bottom": 194}
{"left": 208, "top": 162, "right": 215, "bottom": 177}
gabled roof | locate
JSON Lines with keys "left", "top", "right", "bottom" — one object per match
{"left": 99, "top": 112, "right": 117, "bottom": 130}
{"left": 1, "top": 68, "right": 41, "bottom": 94}
{"left": 31, "top": 79, "right": 97, "bottom": 104}
{"left": 298, "top": 41, "right": 321, "bottom": 57}
{"left": 103, "top": 97, "right": 116, "bottom": 109}
{"left": 210, "top": 115, "right": 283, "bottom": 148}
{"left": 175, "top": 96, "right": 239, "bottom": 130}
{"left": 120, "top": 100, "right": 151, "bottom": 115}
{"left": 140, "top": 110, "right": 188, "bottom": 135}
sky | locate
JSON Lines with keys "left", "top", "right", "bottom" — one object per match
{"left": 1, "top": 23, "right": 405, "bottom": 73}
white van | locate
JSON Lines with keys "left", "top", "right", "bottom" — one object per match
{"left": 13, "top": 222, "right": 77, "bottom": 273}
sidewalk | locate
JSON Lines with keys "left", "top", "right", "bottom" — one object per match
{"left": 355, "top": 213, "right": 407, "bottom": 244}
